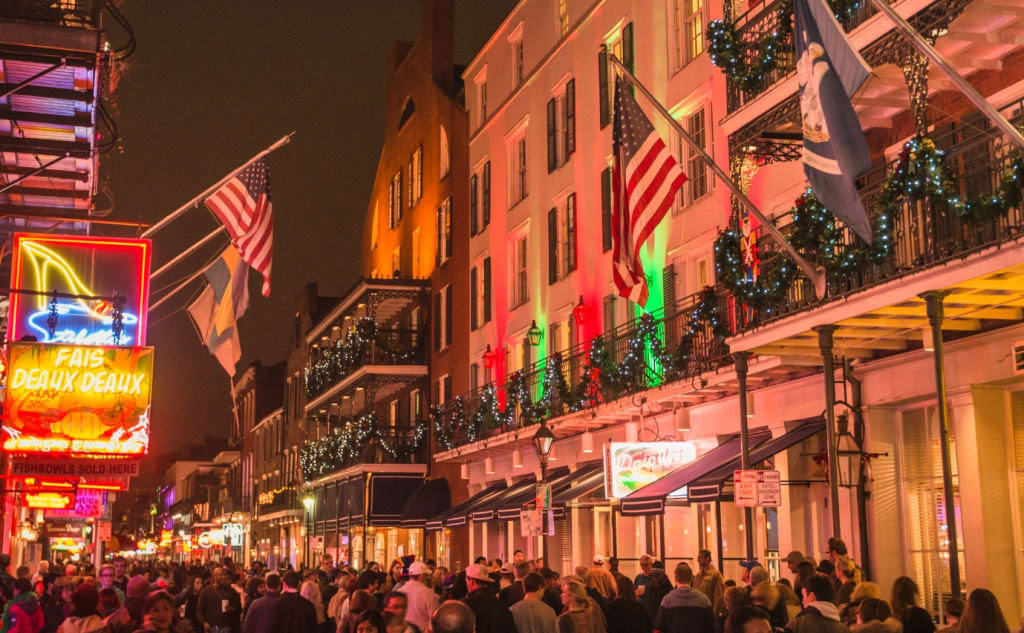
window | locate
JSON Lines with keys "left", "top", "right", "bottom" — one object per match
{"left": 482, "top": 161, "right": 491, "bottom": 227}
{"left": 549, "top": 321, "right": 561, "bottom": 356}
{"left": 603, "top": 294, "right": 616, "bottom": 333}
{"left": 599, "top": 23, "right": 633, "bottom": 128}
{"left": 470, "top": 258, "right": 491, "bottom": 330}
{"left": 470, "top": 173, "right": 479, "bottom": 236}
{"left": 558, "top": 0, "right": 569, "bottom": 35}
{"left": 671, "top": 0, "right": 705, "bottom": 70}
{"left": 436, "top": 198, "right": 452, "bottom": 264}
{"left": 515, "top": 40, "right": 525, "bottom": 86}
{"left": 547, "top": 193, "right": 578, "bottom": 284}
{"left": 476, "top": 79, "right": 488, "bottom": 127}
{"left": 399, "top": 98, "right": 416, "bottom": 128}
{"left": 389, "top": 171, "right": 402, "bottom": 228}
{"left": 433, "top": 287, "right": 451, "bottom": 352}
{"left": 388, "top": 400, "right": 398, "bottom": 427}
{"left": 409, "top": 145, "right": 423, "bottom": 204}
{"left": 512, "top": 236, "right": 529, "bottom": 308}
{"left": 409, "top": 389, "right": 421, "bottom": 420}
{"left": 391, "top": 246, "right": 401, "bottom": 277}
{"left": 440, "top": 126, "right": 450, "bottom": 178}
{"left": 510, "top": 136, "right": 529, "bottom": 205}
{"left": 677, "top": 107, "right": 709, "bottom": 208}
{"left": 470, "top": 363, "right": 479, "bottom": 392}
{"left": 547, "top": 79, "right": 576, "bottom": 172}
{"left": 444, "top": 284, "right": 452, "bottom": 347}
{"left": 601, "top": 167, "right": 613, "bottom": 251}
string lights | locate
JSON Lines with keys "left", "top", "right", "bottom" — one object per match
{"left": 299, "top": 412, "right": 427, "bottom": 480}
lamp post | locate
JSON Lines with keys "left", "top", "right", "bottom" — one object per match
{"left": 302, "top": 493, "right": 314, "bottom": 571}
{"left": 532, "top": 421, "right": 555, "bottom": 566}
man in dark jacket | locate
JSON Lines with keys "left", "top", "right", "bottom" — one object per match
{"left": 499, "top": 562, "right": 529, "bottom": 608}
{"left": 654, "top": 562, "right": 713, "bottom": 633}
{"left": 243, "top": 573, "right": 281, "bottom": 633}
{"left": 271, "top": 572, "right": 317, "bottom": 633}
{"left": 785, "top": 576, "right": 849, "bottom": 633}
{"left": 462, "top": 564, "right": 517, "bottom": 633}
{"left": 198, "top": 567, "right": 242, "bottom": 633}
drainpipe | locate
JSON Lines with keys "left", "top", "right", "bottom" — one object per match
{"left": 814, "top": 325, "right": 842, "bottom": 540}
{"left": 734, "top": 351, "right": 754, "bottom": 561}
{"left": 921, "top": 291, "right": 961, "bottom": 600}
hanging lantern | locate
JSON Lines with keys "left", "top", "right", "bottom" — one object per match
{"left": 482, "top": 344, "right": 496, "bottom": 369}
{"left": 527, "top": 320, "right": 543, "bottom": 347}
{"left": 572, "top": 296, "right": 592, "bottom": 326}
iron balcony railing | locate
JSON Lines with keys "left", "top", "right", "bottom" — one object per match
{"left": 731, "top": 104, "right": 1024, "bottom": 332}
{"left": 1, "top": 0, "right": 102, "bottom": 27}
{"left": 257, "top": 487, "right": 299, "bottom": 516}
{"left": 299, "top": 421, "right": 428, "bottom": 482}
{"left": 723, "top": 0, "right": 877, "bottom": 113}
{"left": 304, "top": 327, "right": 427, "bottom": 400}
{"left": 432, "top": 290, "right": 733, "bottom": 452}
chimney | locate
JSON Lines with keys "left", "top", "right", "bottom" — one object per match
{"left": 423, "top": 0, "right": 454, "bottom": 86}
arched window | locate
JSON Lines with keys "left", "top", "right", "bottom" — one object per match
{"left": 399, "top": 98, "right": 416, "bottom": 128}
{"left": 439, "top": 124, "right": 450, "bottom": 178}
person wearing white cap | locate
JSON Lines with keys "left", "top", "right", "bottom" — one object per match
{"left": 592, "top": 554, "right": 605, "bottom": 567}
{"left": 397, "top": 561, "right": 438, "bottom": 632}
{"left": 463, "top": 564, "right": 516, "bottom": 633}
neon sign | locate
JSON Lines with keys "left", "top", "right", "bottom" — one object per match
{"left": 25, "top": 491, "right": 75, "bottom": 509}
{"left": 8, "top": 234, "right": 151, "bottom": 346}
{"left": 3, "top": 342, "right": 154, "bottom": 455}
{"left": 603, "top": 442, "right": 697, "bottom": 499}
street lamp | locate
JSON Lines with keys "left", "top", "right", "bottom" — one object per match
{"left": 302, "top": 494, "right": 315, "bottom": 570}
{"left": 572, "top": 296, "right": 592, "bottom": 327}
{"left": 527, "top": 321, "right": 543, "bottom": 347}
{"left": 482, "top": 344, "right": 495, "bottom": 370}
{"left": 532, "top": 421, "right": 555, "bottom": 566}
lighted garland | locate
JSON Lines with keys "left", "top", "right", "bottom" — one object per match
{"left": 664, "top": 287, "right": 731, "bottom": 377}
{"left": 715, "top": 136, "right": 1024, "bottom": 312}
{"left": 304, "top": 316, "right": 420, "bottom": 398}
{"left": 299, "top": 413, "right": 428, "bottom": 481}
{"left": 707, "top": 0, "right": 864, "bottom": 92}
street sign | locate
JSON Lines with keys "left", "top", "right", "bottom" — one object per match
{"left": 222, "top": 523, "right": 244, "bottom": 547}
{"left": 520, "top": 509, "right": 555, "bottom": 537}
{"left": 734, "top": 470, "right": 782, "bottom": 507}
{"left": 535, "top": 483, "right": 551, "bottom": 511}
{"left": 97, "top": 520, "right": 112, "bottom": 541}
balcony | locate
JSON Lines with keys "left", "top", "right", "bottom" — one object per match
{"left": 304, "top": 326, "right": 427, "bottom": 401}
{"left": 1, "top": 0, "right": 102, "bottom": 27}
{"left": 432, "top": 291, "right": 733, "bottom": 453}
{"left": 299, "top": 420, "right": 428, "bottom": 483}
{"left": 720, "top": 103, "right": 1024, "bottom": 355}
{"left": 257, "top": 487, "right": 301, "bottom": 517}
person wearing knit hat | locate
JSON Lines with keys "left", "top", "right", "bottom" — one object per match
{"left": 56, "top": 585, "right": 106, "bottom": 633}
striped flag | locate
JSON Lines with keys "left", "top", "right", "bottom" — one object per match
{"left": 205, "top": 158, "right": 273, "bottom": 296}
{"left": 612, "top": 76, "right": 688, "bottom": 307}
{"left": 187, "top": 245, "right": 250, "bottom": 376}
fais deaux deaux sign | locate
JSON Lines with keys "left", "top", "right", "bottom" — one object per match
{"left": 604, "top": 442, "right": 697, "bottom": 499}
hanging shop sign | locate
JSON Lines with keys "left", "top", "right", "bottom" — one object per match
{"left": 604, "top": 441, "right": 697, "bottom": 499}
{"left": 520, "top": 509, "right": 555, "bottom": 537}
{"left": 2, "top": 342, "right": 154, "bottom": 455}
{"left": 7, "top": 234, "right": 152, "bottom": 346}
{"left": 96, "top": 520, "right": 112, "bottom": 541}
{"left": 734, "top": 470, "right": 782, "bottom": 507}
{"left": 222, "top": 523, "right": 244, "bottom": 547}
{"left": 197, "top": 529, "right": 224, "bottom": 549}
{"left": 25, "top": 490, "right": 75, "bottom": 509}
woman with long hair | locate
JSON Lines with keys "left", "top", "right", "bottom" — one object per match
{"left": 582, "top": 569, "right": 616, "bottom": 618}
{"left": 559, "top": 580, "right": 607, "bottom": 633}
{"left": 339, "top": 591, "right": 374, "bottom": 633}
{"left": 174, "top": 576, "right": 204, "bottom": 633}
{"left": 958, "top": 588, "right": 1009, "bottom": 633}
{"left": 890, "top": 577, "right": 936, "bottom": 633}
{"left": 605, "top": 576, "right": 651, "bottom": 633}
{"left": 241, "top": 578, "right": 264, "bottom": 621}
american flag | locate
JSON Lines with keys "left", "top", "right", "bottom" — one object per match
{"left": 612, "top": 76, "right": 687, "bottom": 307}
{"left": 205, "top": 158, "right": 273, "bottom": 296}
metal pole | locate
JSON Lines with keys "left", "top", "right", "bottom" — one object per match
{"left": 814, "top": 325, "right": 842, "bottom": 539}
{"left": 606, "top": 53, "right": 826, "bottom": 299}
{"left": 714, "top": 500, "right": 724, "bottom": 573}
{"left": 148, "top": 267, "right": 207, "bottom": 313}
{"left": 150, "top": 227, "right": 225, "bottom": 280}
{"left": 539, "top": 459, "right": 547, "bottom": 565}
{"left": 735, "top": 351, "right": 755, "bottom": 561}
{"left": 141, "top": 132, "right": 294, "bottom": 239}
{"left": 921, "top": 291, "right": 961, "bottom": 599}
{"left": 0, "top": 154, "right": 68, "bottom": 195}
{"left": 864, "top": 0, "right": 1024, "bottom": 152}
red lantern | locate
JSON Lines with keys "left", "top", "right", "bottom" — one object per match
{"left": 482, "top": 344, "right": 495, "bottom": 369}
{"left": 572, "top": 295, "right": 592, "bottom": 327}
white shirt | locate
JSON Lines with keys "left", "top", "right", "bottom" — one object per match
{"left": 398, "top": 578, "right": 439, "bottom": 631}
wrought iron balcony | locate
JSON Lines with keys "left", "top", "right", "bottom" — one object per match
{"left": 299, "top": 420, "right": 428, "bottom": 482}
{"left": 432, "top": 290, "right": 732, "bottom": 452}
{"left": 257, "top": 487, "right": 300, "bottom": 516}
{"left": 723, "top": 105, "right": 1024, "bottom": 333}
{"left": 304, "top": 326, "right": 427, "bottom": 400}
{"left": 1, "top": 0, "right": 102, "bottom": 27}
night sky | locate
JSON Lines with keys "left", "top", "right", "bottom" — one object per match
{"left": 105, "top": 1, "right": 516, "bottom": 457}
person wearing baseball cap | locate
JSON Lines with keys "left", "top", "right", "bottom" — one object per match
{"left": 591, "top": 554, "right": 605, "bottom": 567}
{"left": 397, "top": 561, "right": 437, "bottom": 632}
{"left": 462, "top": 564, "right": 515, "bottom": 633}
{"left": 782, "top": 551, "right": 804, "bottom": 575}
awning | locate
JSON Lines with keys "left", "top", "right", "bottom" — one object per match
{"left": 620, "top": 428, "right": 773, "bottom": 516}
{"left": 368, "top": 473, "right": 424, "bottom": 526}
{"left": 472, "top": 475, "right": 538, "bottom": 522}
{"left": 400, "top": 478, "right": 452, "bottom": 528}
{"left": 686, "top": 417, "right": 825, "bottom": 502}
{"left": 548, "top": 463, "right": 606, "bottom": 519}
{"left": 492, "top": 467, "right": 571, "bottom": 520}
{"left": 426, "top": 480, "right": 508, "bottom": 531}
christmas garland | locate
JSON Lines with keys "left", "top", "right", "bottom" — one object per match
{"left": 708, "top": 0, "right": 864, "bottom": 93}
{"left": 432, "top": 307, "right": 726, "bottom": 451}
{"left": 715, "top": 136, "right": 1024, "bottom": 312}
{"left": 304, "top": 316, "right": 421, "bottom": 398}
{"left": 299, "top": 413, "right": 428, "bottom": 481}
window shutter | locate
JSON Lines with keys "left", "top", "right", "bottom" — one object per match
{"left": 627, "top": 300, "right": 637, "bottom": 329}
{"left": 433, "top": 292, "right": 441, "bottom": 352}
{"left": 547, "top": 97, "right": 557, "bottom": 173}
{"left": 470, "top": 174, "right": 479, "bottom": 236}
{"left": 565, "top": 79, "right": 576, "bottom": 156}
{"left": 662, "top": 263, "right": 676, "bottom": 312}
{"left": 603, "top": 295, "right": 616, "bottom": 334}
{"left": 470, "top": 266, "right": 479, "bottom": 330}
{"left": 623, "top": 22, "right": 634, "bottom": 73}
{"left": 483, "top": 257, "right": 492, "bottom": 324}
{"left": 601, "top": 167, "right": 612, "bottom": 252}
{"left": 398, "top": 170, "right": 404, "bottom": 220}
{"left": 548, "top": 208, "right": 558, "bottom": 284}
{"left": 444, "top": 375, "right": 452, "bottom": 404}
{"left": 408, "top": 157, "right": 414, "bottom": 206}
{"left": 567, "top": 193, "right": 577, "bottom": 272}
{"left": 445, "top": 200, "right": 453, "bottom": 258}
{"left": 445, "top": 287, "right": 453, "bottom": 346}
{"left": 389, "top": 181, "right": 395, "bottom": 229}
{"left": 483, "top": 162, "right": 491, "bottom": 227}
{"left": 598, "top": 48, "right": 610, "bottom": 128}
{"left": 435, "top": 208, "right": 442, "bottom": 266}
{"left": 416, "top": 144, "right": 423, "bottom": 199}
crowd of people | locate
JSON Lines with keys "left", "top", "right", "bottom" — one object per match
{"left": 0, "top": 538, "right": 1017, "bottom": 633}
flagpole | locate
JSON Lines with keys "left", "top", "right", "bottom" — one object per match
{"left": 141, "top": 132, "right": 295, "bottom": 239}
{"left": 148, "top": 267, "right": 206, "bottom": 313}
{"left": 607, "top": 54, "right": 827, "bottom": 299}
{"left": 865, "top": 0, "right": 1024, "bottom": 152}
{"left": 150, "top": 227, "right": 226, "bottom": 280}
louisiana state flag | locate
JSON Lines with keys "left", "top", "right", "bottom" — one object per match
{"left": 187, "top": 245, "right": 250, "bottom": 375}
{"left": 795, "top": 0, "right": 873, "bottom": 243}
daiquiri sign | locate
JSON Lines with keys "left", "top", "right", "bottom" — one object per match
{"left": 603, "top": 442, "right": 697, "bottom": 499}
